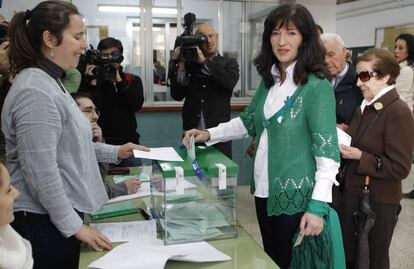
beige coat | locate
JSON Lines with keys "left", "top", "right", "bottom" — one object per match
{"left": 395, "top": 60, "right": 414, "bottom": 112}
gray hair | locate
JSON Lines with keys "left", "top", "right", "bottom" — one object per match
{"left": 320, "top": 33, "right": 346, "bottom": 48}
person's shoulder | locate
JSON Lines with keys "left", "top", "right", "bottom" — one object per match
{"left": 12, "top": 68, "right": 55, "bottom": 92}
{"left": 306, "top": 73, "right": 330, "bottom": 89}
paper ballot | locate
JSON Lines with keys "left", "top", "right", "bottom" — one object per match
{"left": 133, "top": 147, "right": 184, "bottom": 162}
{"left": 187, "top": 135, "right": 196, "bottom": 161}
{"left": 336, "top": 127, "right": 352, "bottom": 146}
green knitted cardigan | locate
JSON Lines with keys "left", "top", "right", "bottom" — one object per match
{"left": 240, "top": 74, "right": 340, "bottom": 216}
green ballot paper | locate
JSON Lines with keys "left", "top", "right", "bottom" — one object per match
{"left": 187, "top": 134, "right": 196, "bottom": 161}
{"left": 91, "top": 201, "right": 138, "bottom": 220}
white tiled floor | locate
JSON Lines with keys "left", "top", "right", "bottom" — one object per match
{"left": 237, "top": 165, "right": 414, "bottom": 269}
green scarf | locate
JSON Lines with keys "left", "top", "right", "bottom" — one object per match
{"left": 289, "top": 199, "right": 345, "bottom": 269}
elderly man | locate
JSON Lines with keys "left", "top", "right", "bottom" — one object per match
{"left": 169, "top": 23, "right": 239, "bottom": 158}
{"left": 321, "top": 33, "right": 363, "bottom": 130}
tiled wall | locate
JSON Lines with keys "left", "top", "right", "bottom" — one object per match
{"left": 136, "top": 111, "right": 253, "bottom": 185}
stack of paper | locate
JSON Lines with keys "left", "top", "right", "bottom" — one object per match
{"left": 161, "top": 202, "right": 231, "bottom": 240}
{"left": 90, "top": 220, "right": 156, "bottom": 242}
{"left": 88, "top": 239, "right": 231, "bottom": 269}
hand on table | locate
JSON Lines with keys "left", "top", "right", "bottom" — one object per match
{"left": 75, "top": 225, "right": 112, "bottom": 251}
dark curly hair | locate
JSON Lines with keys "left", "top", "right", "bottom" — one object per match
{"left": 395, "top": 33, "right": 414, "bottom": 66}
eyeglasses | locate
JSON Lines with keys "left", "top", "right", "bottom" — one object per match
{"left": 357, "top": 71, "right": 379, "bottom": 82}
{"left": 81, "top": 108, "right": 100, "bottom": 117}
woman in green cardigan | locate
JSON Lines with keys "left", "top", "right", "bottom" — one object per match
{"left": 183, "top": 3, "right": 341, "bottom": 269}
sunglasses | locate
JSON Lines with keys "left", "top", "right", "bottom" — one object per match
{"left": 357, "top": 71, "right": 379, "bottom": 82}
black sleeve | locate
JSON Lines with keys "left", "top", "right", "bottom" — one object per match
{"left": 169, "top": 59, "right": 189, "bottom": 101}
{"left": 116, "top": 74, "right": 145, "bottom": 112}
{"left": 204, "top": 57, "right": 240, "bottom": 93}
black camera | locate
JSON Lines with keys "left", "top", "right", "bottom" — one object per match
{"left": 175, "top": 13, "right": 207, "bottom": 62}
{"left": 0, "top": 21, "right": 9, "bottom": 45}
{"left": 79, "top": 45, "right": 124, "bottom": 82}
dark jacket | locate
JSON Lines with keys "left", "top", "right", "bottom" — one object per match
{"left": 80, "top": 70, "right": 144, "bottom": 145}
{"left": 170, "top": 54, "right": 239, "bottom": 131}
{"left": 334, "top": 64, "right": 363, "bottom": 125}
{"left": 344, "top": 89, "right": 414, "bottom": 204}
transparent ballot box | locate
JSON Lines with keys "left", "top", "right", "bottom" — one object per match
{"left": 149, "top": 147, "right": 239, "bottom": 245}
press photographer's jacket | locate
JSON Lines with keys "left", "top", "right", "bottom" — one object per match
{"left": 80, "top": 70, "right": 144, "bottom": 145}
{"left": 170, "top": 54, "right": 239, "bottom": 132}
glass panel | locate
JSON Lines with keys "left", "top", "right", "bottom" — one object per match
{"left": 248, "top": 2, "right": 278, "bottom": 96}
{"left": 223, "top": 1, "right": 242, "bottom": 99}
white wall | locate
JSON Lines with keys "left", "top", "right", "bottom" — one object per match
{"left": 336, "top": 0, "right": 414, "bottom": 48}
{"left": 298, "top": 0, "right": 337, "bottom": 34}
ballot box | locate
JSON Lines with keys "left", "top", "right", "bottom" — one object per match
{"left": 149, "top": 146, "right": 239, "bottom": 245}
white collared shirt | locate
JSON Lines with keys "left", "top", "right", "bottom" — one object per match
{"left": 360, "top": 85, "right": 394, "bottom": 113}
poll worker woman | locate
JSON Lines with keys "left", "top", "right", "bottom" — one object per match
{"left": 0, "top": 163, "right": 33, "bottom": 269}
{"left": 2, "top": 1, "right": 147, "bottom": 268}
{"left": 339, "top": 48, "right": 414, "bottom": 269}
{"left": 183, "top": 3, "right": 341, "bottom": 268}
{"left": 393, "top": 33, "right": 414, "bottom": 112}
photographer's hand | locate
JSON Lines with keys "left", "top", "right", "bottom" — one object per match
{"left": 196, "top": 46, "right": 206, "bottom": 64}
{"left": 114, "top": 68, "right": 122, "bottom": 83}
{"left": 0, "top": 41, "right": 10, "bottom": 76}
{"left": 85, "top": 64, "right": 97, "bottom": 86}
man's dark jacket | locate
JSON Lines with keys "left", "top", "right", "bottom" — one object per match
{"left": 80, "top": 70, "right": 144, "bottom": 145}
{"left": 169, "top": 54, "right": 239, "bottom": 158}
{"left": 334, "top": 63, "right": 363, "bottom": 125}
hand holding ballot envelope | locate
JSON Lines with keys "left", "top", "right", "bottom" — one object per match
{"left": 182, "top": 129, "right": 211, "bottom": 149}
{"left": 336, "top": 127, "right": 362, "bottom": 160}
{"left": 118, "top": 143, "right": 150, "bottom": 160}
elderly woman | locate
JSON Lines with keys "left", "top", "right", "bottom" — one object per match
{"left": 339, "top": 48, "right": 414, "bottom": 269}
{"left": 393, "top": 33, "right": 414, "bottom": 112}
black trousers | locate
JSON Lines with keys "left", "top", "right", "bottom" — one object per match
{"left": 340, "top": 189, "right": 400, "bottom": 269}
{"left": 255, "top": 197, "right": 303, "bottom": 269}
{"left": 12, "top": 211, "right": 82, "bottom": 269}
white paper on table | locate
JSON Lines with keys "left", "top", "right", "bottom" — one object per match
{"left": 90, "top": 220, "right": 156, "bottom": 243}
{"left": 133, "top": 147, "right": 184, "bottom": 162}
{"left": 88, "top": 239, "right": 230, "bottom": 269}
{"left": 167, "top": 241, "right": 231, "bottom": 262}
{"left": 88, "top": 239, "right": 177, "bottom": 269}
{"left": 336, "top": 127, "right": 352, "bottom": 147}
{"left": 105, "top": 182, "right": 151, "bottom": 204}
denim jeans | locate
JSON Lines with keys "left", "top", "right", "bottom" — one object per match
{"left": 12, "top": 211, "right": 83, "bottom": 269}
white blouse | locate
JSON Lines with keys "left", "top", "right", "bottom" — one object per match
{"left": 0, "top": 224, "right": 33, "bottom": 269}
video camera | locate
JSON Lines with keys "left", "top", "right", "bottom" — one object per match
{"left": 0, "top": 21, "right": 9, "bottom": 45}
{"left": 79, "top": 45, "right": 124, "bottom": 82}
{"left": 175, "top": 13, "right": 207, "bottom": 62}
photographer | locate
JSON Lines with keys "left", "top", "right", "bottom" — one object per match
{"left": 0, "top": 15, "right": 9, "bottom": 163}
{"left": 79, "top": 37, "right": 144, "bottom": 167}
{"left": 170, "top": 23, "right": 239, "bottom": 158}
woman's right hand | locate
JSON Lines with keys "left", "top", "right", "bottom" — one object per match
{"left": 74, "top": 225, "right": 112, "bottom": 251}
{"left": 182, "top": 129, "right": 210, "bottom": 149}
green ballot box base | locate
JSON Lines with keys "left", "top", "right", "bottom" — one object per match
{"left": 91, "top": 201, "right": 138, "bottom": 220}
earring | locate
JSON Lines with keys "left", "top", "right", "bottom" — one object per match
{"left": 50, "top": 48, "right": 54, "bottom": 58}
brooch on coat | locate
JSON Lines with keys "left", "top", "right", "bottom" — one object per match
{"left": 373, "top": 102, "right": 383, "bottom": 111}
